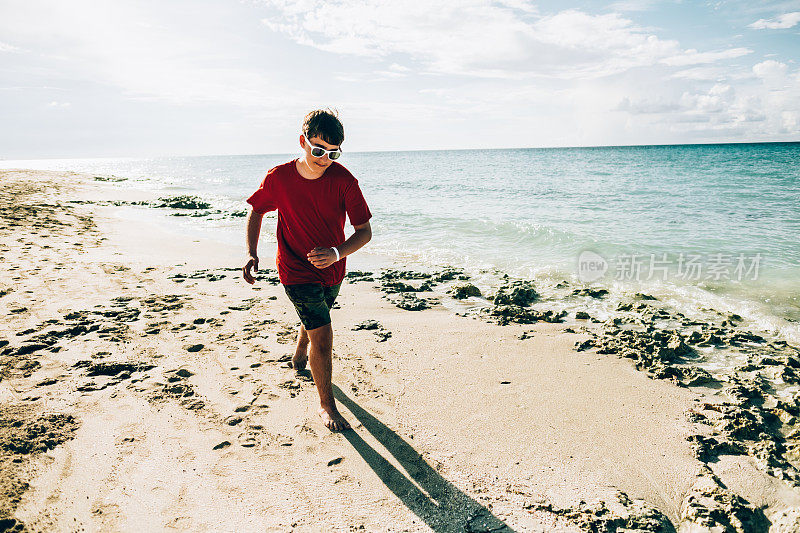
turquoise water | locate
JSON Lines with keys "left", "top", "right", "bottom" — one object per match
{"left": 3, "top": 142, "right": 799, "bottom": 337}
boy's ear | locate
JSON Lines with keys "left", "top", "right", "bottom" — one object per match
{"left": 299, "top": 134, "right": 305, "bottom": 148}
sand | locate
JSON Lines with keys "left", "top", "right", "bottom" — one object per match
{"left": 1, "top": 169, "right": 799, "bottom": 532}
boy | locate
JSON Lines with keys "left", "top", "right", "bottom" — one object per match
{"left": 242, "top": 109, "right": 372, "bottom": 431}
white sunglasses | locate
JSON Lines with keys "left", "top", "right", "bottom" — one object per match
{"left": 304, "top": 136, "right": 342, "bottom": 160}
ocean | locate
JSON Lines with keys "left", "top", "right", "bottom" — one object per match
{"left": 3, "top": 142, "right": 799, "bottom": 343}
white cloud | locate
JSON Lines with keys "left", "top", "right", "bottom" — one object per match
{"left": 617, "top": 61, "right": 800, "bottom": 139}
{"left": 753, "top": 59, "right": 786, "bottom": 78}
{"left": 0, "top": 1, "right": 307, "bottom": 109}
{"left": 260, "top": 3, "right": 748, "bottom": 80}
{"left": 753, "top": 59, "right": 788, "bottom": 88}
{"left": 661, "top": 47, "right": 752, "bottom": 67}
{"left": 0, "top": 41, "right": 19, "bottom": 52}
{"left": 680, "top": 83, "right": 733, "bottom": 114}
{"left": 335, "top": 65, "right": 411, "bottom": 82}
{"left": 753, "top": 59, "right": 788, "bottom": 79}
{"left": 374, "top": 63, "right": 412, "bottom": 78}
{"left": 782, "top": 110, "right": 798, "bottom": 132}
{"left": 670, "top": 66, "right": 725, "bottom": 80}
{"left": 263, "top": 1, "right": 539, "bottom": 76}
{"left": 617, "top": 96, "right": 682, "bottom": 113}
{"left": 494, "top": 0, "right": 538, "bottom": 13}
{"left": 47, "top": 101, "right": 71, "bottom": 108}
{"left": 620, "top": 83, "right": 737, "bottom": 119}
{"left": 748, "top": 11, "right": 800, "bottom": 29}
{"left": 606, "top": 0, "right": 658, "bottom": 12}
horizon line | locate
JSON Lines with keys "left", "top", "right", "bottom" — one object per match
{"left": 2, "top": 139, "right": 799, "bottom": 161}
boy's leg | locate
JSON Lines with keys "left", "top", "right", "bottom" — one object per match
{"left": 283, "top": 283, "right": 349, "bottom": 431}
{"left": 292, "top": 324, "right": 310, "bottom": 370}
{"left": 306, "top": 323, "right": 350, "bottom": 431}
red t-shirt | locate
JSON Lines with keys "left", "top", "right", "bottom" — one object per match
{"left": 246, "top": 159, "right": 372, "bottom": 287}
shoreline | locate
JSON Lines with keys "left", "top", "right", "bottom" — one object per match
{"left": 2, "top": 169, "right": 800, "bottom": 531}
{"left": 74, "top": 165, "right": 800, "bottom": 345}
{"left": 6, "top": 160, "right": 799, "bottom": 337}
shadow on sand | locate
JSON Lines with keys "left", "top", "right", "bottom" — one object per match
{"left": 333, "top": 385, "right": 515, "bottom": 532}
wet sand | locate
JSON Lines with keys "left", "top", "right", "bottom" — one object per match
{"left": 1, "top": 169, "right": 799, "bottom": 532}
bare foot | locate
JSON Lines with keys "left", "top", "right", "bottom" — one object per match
{"left": 291, "top": 353, "right": 307, "bottom": 371}
{"left": 318, "top": 406, "right": 351, "bottom": 431}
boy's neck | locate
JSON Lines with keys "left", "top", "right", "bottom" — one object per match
{"left": 295, "top": 157, "right": 326, "bottom": 180}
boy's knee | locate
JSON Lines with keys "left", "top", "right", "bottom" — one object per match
{"left": 307, "top": 323, "right": 333, "bottom": 351}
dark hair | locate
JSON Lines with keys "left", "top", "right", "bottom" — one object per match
{"left": 302, "top": 108, "right": 345, "bottom": 146}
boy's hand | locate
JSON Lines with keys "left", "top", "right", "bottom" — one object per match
{"left": 243, "top": 254, "right": 259, "bottom": 284}
{"left": 307, "top": 247, "right": 337, "bottom": 269}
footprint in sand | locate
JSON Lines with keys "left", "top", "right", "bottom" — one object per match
{"left": 220, "top": 384, "right": 241, "bottom": 396}
{"left": 224, "top": 415, "right": 243, "bottom": 426}
{"left": 295, "top": 369, "right": 314, "bottom": 382}
{"left": 297, "top": 423, "right": 317, "bottom": 438}
{"left": 184, "top": 399, "right": 205, "bottom": 410}
{"left": 248, "top": 387, "right": 277, "bottom": 408}
{"left": 278, "top": 379, "right": 301, "bottom": 398}
{"left": 237, "top": 429, "right": 260, "bottom": 448}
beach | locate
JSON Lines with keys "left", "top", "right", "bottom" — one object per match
{"left": 2, "top": 168, "right": 800, "bottom": 532}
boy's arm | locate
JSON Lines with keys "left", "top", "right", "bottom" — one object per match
{"left": 307, "top": 221, "right": 372, "bottom": 269}
{"left": 243, "top": 209, "right": 265, "bottom": 284}
{"left": 337, "top": 221, "right": 372, "bottom": 258}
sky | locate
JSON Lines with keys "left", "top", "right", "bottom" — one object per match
{"left": 1, "top": 0, "right": 799, "bottom": 158}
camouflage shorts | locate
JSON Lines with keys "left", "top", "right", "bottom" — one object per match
{"left": 283, "top": 283, "right": 341, "bottom": 331}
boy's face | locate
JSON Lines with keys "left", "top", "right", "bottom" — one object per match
{"left": 300, "top": 135, "right": 341, "bottom": 171}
